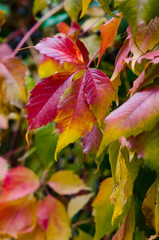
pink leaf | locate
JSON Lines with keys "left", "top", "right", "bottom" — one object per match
{"left": 0, "top": 157, "right": 8, "bottom": 181}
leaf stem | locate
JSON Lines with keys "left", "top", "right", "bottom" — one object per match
{"left": 87, "top": 48, "right": 100, "bottom": 68}
{"left": 12, "top": 3, "right": 64, "bottom": 57}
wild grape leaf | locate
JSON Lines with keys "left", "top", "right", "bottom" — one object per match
{"left": 47, "top": 170, "right": 90, "bottom": 195}
{"left": 0, "top": 195, "right": 36, "bottom": 238}
{"left": 26, "top": 73, "right": 74, "bottom": 130}
{"left": 0, "top": 166, "right": 40, "bottom": 203}
{"left": 127, "top": 17, "right": 159, "bottom": 62}
{"left": 0, "top": 157, "right": 8, "bottom": 181}
{"left": 112, "top": 203, "right": 135, "bottom": 240}
{"left": 98, "top": 85, "right": 159, "bottom": 156}
{"left": 75, "top": 39, "right": 90, "bottom": 64}
{"left": 37, "top": 195, "right": 71, "bottom": 240}
{"left": 83, "top": 68, "right": 115, "bottom": 124}
{"left": 82, "top": 125, "right": 102, "bottom": 154}
{"left": 142, "top": 180, "right": 156, "bottom": 230}
{"left": 67, "top": 193, "right": 93, "bottom": 218}
{"left": 55, "top": 77, "right": 96, "bottom": 160}
{"left": 98, "top": 0, "right": 118, "bottom": 17}
{"left": 92, "top": 177, "right": 115, "bottom": 240}
{"left": 111, "top": 39, "right": 130, "bottom": 81}
{"left": 98, "top": 13, "right": 122, "bottom": 65}
{"left": 0, "top": 43, "right": 12, "bottom": 60}
{"left": 64, "top": 0, "right": 82, "bottom": 22}
{"left": 35, "top": 36, "right": 85, "bottom": 65}
{"left": 80, "top": 0, "right": 91, "bottom": 18}
{"left": 127, "top": 123, "right": 159, "bottom": 173}
{"left": 118, "top": 0, "right": 159, "bottom": 38}
{"left": 0, "top": 57, "right": 27, "bottom": 108}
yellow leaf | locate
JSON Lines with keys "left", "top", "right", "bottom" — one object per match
{"left": 80, "top": 0, "right": 91, "bottom": 18}
{"left": 0, "top": 10, "right": 6, "bottom": 27}
{"left": 74, "top": 229, "right": 93, "bottom": 240}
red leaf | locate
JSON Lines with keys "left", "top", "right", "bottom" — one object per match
{"left": 137, "top": 49, "right": 159, "bottom": 64}
{"left": 26, "top": 73, "right": 73, "bottom": 130}
{"left": 75, "top": 39, "right": 89, "bottom": 64}
{"left": 35, "top": 36, "right": 85, "bottom": 65}
{"left": 55, "top": 77, "right": 96, "bottom": 159}
{"left": 83, "top": 68, "right": 115, "bottom": 124}
{"left": 57, "top": 22, "right": 70, "bottom": 35}
{"left": 98, "top": 85, "right": 159, "bottom": 156}
{"left": 0, "top": 166, "right": 40, "bottom": 202}
{"left": 98, "top": 13, "right": 122, "bottom": 65}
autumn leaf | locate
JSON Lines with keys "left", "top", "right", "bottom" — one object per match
{"left": 0, "top": 166, "right": 40, "bottom": 203}
{"left": 0, "top": 57, "right": 27, "bottom": 108}
{"left": 68, "top": 193, "right": 93, "bottom": 218}
{"left": 98, "top": 0, "right": 118, "bottom": 18}
{"left": 0, "top": 10, "right": 6, "bottom": 27}
{"left": 18, "top": 225, "right": 45, "bottom": 240}
{"left": 0, "top": 157, "right": 8, "bottom": 182}
{"left": 26, "top": 73, "right": 74, "bottom": 130}
{"left": 37, "top": 195, "right": 71, "bottom": 240}
{"left": 64, "top": 0, "right": 82, "bottom": 22}
{"left": 92, "top": 177, "right": 115, "bottom": 240}
{"left": 98, "top": 13, "right": 122, "bottom": 65}
{"left": 55, "top": 77, "right": 96, "bottom": 160}
{"left": 0, "top": 195, "right": 37, "bottom": 238}
{"left": 98, "top": 85, "right": 159, "bottom": 156}
{"left": 0, "top": 43, "right": 12, "bottom": 60}
{"left": 80, "top": 0, "right": 91, "bottom": 18}
{"left": 35, "top": 36, "right": 85, "bottom": 65}
{"left": 83, "top": 68, "right": 115, "bottom": 124}
{"left": 47, "top": 170, "right": 90, "bottom": 195}
{"left": 74, "top": 229, "right": 93, "bottom": 240}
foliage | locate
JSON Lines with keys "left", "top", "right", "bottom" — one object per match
{"left": 0, "top": 0, "right": 159, "bottom": 239}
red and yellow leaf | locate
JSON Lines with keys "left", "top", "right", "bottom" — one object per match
{"left": 47, "top": 170, "right": 90, "bottom": 195}
{"left": 26, "top": 73, "right": 73, "bottom": 130}
{"left": 0, "top": 195, "right": 37, "bottom": 238}
{"left": 98, "top": 85, "right": 159, "bottom": 156}
{"left": 83, "top": 68, "right": 115, "bottom": 124}
{"left": 98, "top": 13, "right": 122, "bottom": 65}
{"left": 35, "top": 36, "right": 85, "bottom": 65}
{"left": 55, "top": 77, "right": 96, "bottom": 160}
{"left": 0, "top": 166, "right": 40, "bottom": 203}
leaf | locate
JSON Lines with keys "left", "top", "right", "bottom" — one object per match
{"left": 98, "top": 13, "right": 122, "bottom": 65}
{"left": 118, "top": 0, "right": 159, "bottom": 38}
{"left": 0, "top": 43, "right": 12, "bottom": 60}
{"left": 35, "top": 36, "right": 85, "bottom": 65}
{"left": 0, "top": 114, "right": 8, "bottom": 129}
{"left": 142, "top": 180, "right": 156, "bottom": 230}
{"left": 57, "top": 22, "right": 71, "bottom": 35}
{"left": 0, "top": 157, "right": 8, "bottom": 181}
{"left": 26, "top": 73, "right": 73, "bottom": 130}
{"left": 75, "top": 39, "right": 90, "bottom": 65}
{"left": 98, "top": 85, "right": 159, "bottom": 156}
{"left": 33, "top": 0, "right": 53, "bottom": 16}
{"left": 127, "top": 123, "right": 159, "bottom": 173}
{"left": 68, "top": 193, "right": 93, "bottom": 218}
{"left": 80, "top": 0, "right": 91, "bottom": 18}
{"left": 82, "top": 17, "right": 107, "bottom": 33}
{"left": 37, "top": 195, "right": 71, "bottom": 240}
{"left": 47, "top": 170, "right": 90, "bottom": 195}
{"left": 98, "top": 0, "right": 118, "bottom": 17}
{"left": 155, "top": 176, "right": 159, "bottom": 235}
{"left": 0, "top": 57, "right": 27, "bottom": 108}
{"left": 92, "top": 177, "right": 115, "bottom": 240}
{"left": 80, "top": 35, "right": 101, "bottom": 60}
{"left": 64, "top": 0, "right": 82, "bottom": 22}
{"left": 83, "top": 68, "right": 115, "bottom": 124}
{"left": 0, "top": 166, "right": 40, "bottom": 203}
{"left": 74, "top": 229, "right": 93, "bottom": 240}
{"left": 55, "top": 77, "right": 96, "bottom": 160}
{"left": 18, "top": 225, "right": 45, "bottom": 240}
{"left": 86, "top": 6, "right": 105, "bottom": 17}
{"left": 112, "top": 203, "right": 135, "bottom": 240}
{"left": 0, "top": 195, "right": 37, "bottom": 238}
{"left": 127, "top": 17, "right": 159, "bottom": 62}
{"left": 82, "top": 125, "right": 102, "bottom": 154}
{"left": 0, "top": 9, "right": 5, "bottom": 26}
{"left": 111, "top": 39, "right": 130, "bottom": 81}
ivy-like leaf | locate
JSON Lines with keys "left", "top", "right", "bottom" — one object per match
{"left": 26, "top": 73, "right": 73, "bottom": 130}
{"left": 98, "top": 85, "right": 159, "bottom": 156}
{"left": 47, "top": 170, "right": 90, "bottom": 195}
{"left": 55, "top": 77, "right": 96, "bottom": 160}
{"left": 35, "top": 36, "right": 85, "bottom": 65}
{"left": 83, "top": 68, "right": 115, "bottom": 124}
{"left": 98, "top": 13, "right": 122, "bottom": 65}
{"left": 92, "top": 177, "right": 115, "bottom": 240}
{"left": 0, "top": 166, "right": 40, "bottom": 203}
{"left": 0, "top": 195, "right": 37, "bottom": 238}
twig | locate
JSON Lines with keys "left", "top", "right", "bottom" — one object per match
{"left": 72, "top": 218, "right": 93, "bottom": 228}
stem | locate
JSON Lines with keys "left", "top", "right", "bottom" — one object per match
{"left": 72, "top": 218, "right": 93, "bottom": 228}
{"left": 12, "top": 3, "right": 64, "bottom": 57}
{"left": 87, "top": 48, "right": 100, "bottom": 68}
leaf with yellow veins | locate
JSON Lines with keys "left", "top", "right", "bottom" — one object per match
{"left": 55, "top": 78, "right": 96, "bottom": 160}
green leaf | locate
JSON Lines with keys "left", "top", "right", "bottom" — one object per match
{"left": 64, "top": 0, "right": 82, "bottom": 22}
{"left": 75, "top": 229, "right": 93, "bottom": 240}
{"left": 118, "top": 0, "right": 159, "bottom": 38}
{"left": 33, "top": 0, "right": 54, "bottom": 16}
{"left": 92, "top": 177, "right": 115, "bottom": 240}
{"left": 98, "top": 0, "right": 118, "bottom": 18}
